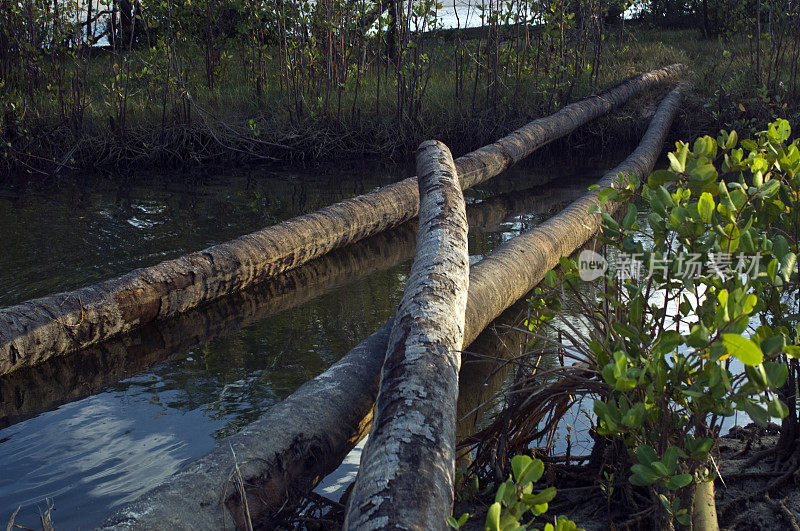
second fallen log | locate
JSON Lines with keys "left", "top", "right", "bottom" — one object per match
{"left": 100, "top": 87, "right": 684, "bottom": 530}
{"left": 0, "top": 64, "right": 686, "bottom": 375}
{"left": 344, "top": 141, "right": 470, "bottom": 530}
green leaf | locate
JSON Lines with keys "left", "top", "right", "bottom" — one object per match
{"left": 630, "top": 464, "right": 661, "bottom": 485}
{"left": 663, "top": 446, "right": 681, "bottom": 475}
{"left": 511, "top": 454, "right": 533, "bottom": 483}
{"left": 485, "top": 502, "right": 501, "bottom": 531}
{"left": 726, "top": 130, "right": 738, "bottom": 150}
{"left": 768, "top": 119, "right": 791, "bottom": 143}
{"left": 668, "top": 151, "right": 685, "bottom": 173}
{"left": 648, "top": 169, "right": 677, "bottom": 188}
{"left": 756, "top": 179, "right": 780, "bottom": 199}
{"left": 743, "top": 400, "right": 770, "bottom": 426}
{"left": 597, "top": 187, "right": 619, "bottom": 204}
{"left": 742, "top": 139, "right": 758, "bottom": 151}
{"left": 769, "top": 397, "right": 790, "bottom": 419}
{"left": 784, "top": 345, "right": 800, "bottom": 359}
{"left": 494, "top": 481, "right": 507, "bottom": 504}
{"left": 781, "top": 252, "right": 797, "bottom": 282}
{"left": 636, "top": 445, "right": 659, "bottom": 465}
{"left": 768, "top": 258, "right": 779, "bottom": 282}
{"left": 698, "top": 192, "right": 715, "bottom": 223}
{"left": 655, "top": 186, "right": 674, "bottom": 209}
{"left": 687, "top": 324, "right": 711, "bottom": 348}
{"left": 665, "top": 474, "right": 693, "bottom": 490}
{"left": 650, "top": 461, "right": 669, "bottom": 476}
{"left": 761, "top": 335, "right": 787, "bottom": 357}
{"left": 686, "top": 435, "right": 715, "bottom": 461}
{"left": 516, "top": 456, "right": 544, "bottom": 485}
{"left": 520, "top": 486, "right": 557, "bottom": 506}
{"left": 623, "top": 204, "right": 638, "bottom": 229}
{"left": 652, "top": 330, "right": 683, "bottom": 356}
{"left": 552, "top": 516, "right": 580, "bottom": 531}
{"left": 689, "top": 163, "right": 718, "bottom": 184}
{"left": 723, "top": 334, "right": 764, "bottom": 365}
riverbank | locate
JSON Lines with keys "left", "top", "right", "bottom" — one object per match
{"left": 2, "top": 23, "right": 797, "bottom": 178}
{"left": 444, "top": 423, "right": 800, "bottom": 530}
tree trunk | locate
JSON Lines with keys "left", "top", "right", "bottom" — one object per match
{"left": 344, "top": 141, "right": 470, "bottom": 530}
{"left": 0, "top": 222, "right": 417, "bottom": 429}
{"left": 692, "top": 479, "right": 719, "bottom": 531}
{"left": 0, "top": 183, "right": 574, "bottom": 430}
{"left": 0, "top": 65, "right": 686, "bottom": 376}
{"left": 119, "top": 0, "right": 132, "bottom": 46}
{"left": 100, "top": 88, "right": 683, "bottom": 530}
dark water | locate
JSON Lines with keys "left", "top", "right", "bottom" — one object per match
{"left": 0, "top": 160, "right": 612, "bottom": 529}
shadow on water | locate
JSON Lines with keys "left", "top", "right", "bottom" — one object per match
{"left": 0, "top": 161, "right": 611, "bottom": 529}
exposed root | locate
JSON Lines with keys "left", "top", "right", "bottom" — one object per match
{"left": 718, "top": 462, "right": 800, "bottom": 521}
{"left": 764, "top": 494, "right": 800, "bottom": 531}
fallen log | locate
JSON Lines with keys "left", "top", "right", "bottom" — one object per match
{"left": 0, "top": 182, "right": 583, "bottom": 430}
{"left": 100, "top": 87, "right": 683, "bottom": 530}
{"left": 0, "top": 222, "right": 417, "bottom": 429}
{"left": 0, "top": 65, "right": 686, "bottom": 375}
{"left": 344, "top": 141, "right": 470, "bottom": 530}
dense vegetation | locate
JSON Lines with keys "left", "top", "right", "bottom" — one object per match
{"left": 456, "top": 119, "right": 800, "bottom": 529}
{"left": 1, "top": 0, "right": 798, "bottom": 175}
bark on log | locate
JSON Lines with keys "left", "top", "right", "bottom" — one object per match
{"left": 0, "top": 222, "right": 417, "bottom": 429}
{"left": 344, "top": 141, "right": 470, "bottom": 530}
{"left": 0, "top": 65, "right": 686, "bottom": 375}
{"left": 100, "top": 87, "right": 683, "bottom": 530}
{"left": 0, "top": 183, "right": 575, "bottom": 430}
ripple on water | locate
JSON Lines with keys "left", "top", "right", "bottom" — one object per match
{"left": 0, "top": 389, "right": 222, "bottom": 529}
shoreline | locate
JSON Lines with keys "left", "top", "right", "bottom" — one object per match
{"left": 1, "top": 85, "right": 701, "bottom": 179}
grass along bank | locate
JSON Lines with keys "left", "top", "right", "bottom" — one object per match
{"left": 1, "top": 11, "right": 799, "bottom": 177}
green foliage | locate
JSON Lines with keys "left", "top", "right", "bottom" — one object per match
{"left": 481, "top": 455, "right": 581, "bottom": 531}
{"left": 539, "top": 118, "right": 800, "bottom": 526}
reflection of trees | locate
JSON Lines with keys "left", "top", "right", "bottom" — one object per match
{"left": 0, "top": 168, "right": 404, "bottom": 306}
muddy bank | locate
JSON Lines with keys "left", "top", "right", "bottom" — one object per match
{"left": 452, "top": 424, "right": 800, "bottom": 531}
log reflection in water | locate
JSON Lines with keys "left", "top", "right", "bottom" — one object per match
{"left": 456, "top": 302, "right": 532, "bottom": 464}
{"left": 0, "top": 223, "right": 416, "bottom": 429}
{"left": 0, "top": 181, "right": 589, "bottom": 430}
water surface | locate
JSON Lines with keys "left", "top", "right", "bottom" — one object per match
{"left": 0, "top": 159, "right": 611, "bottom": 529}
